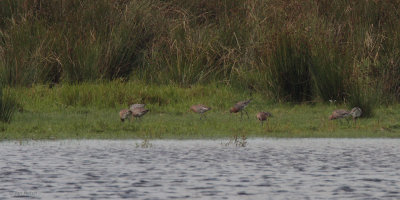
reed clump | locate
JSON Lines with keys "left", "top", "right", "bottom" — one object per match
{"left": 0, "top": 86, "right": 18, "bottom": 123}
{"left": 1, "top": 0, "right": 400, "bottom": 112}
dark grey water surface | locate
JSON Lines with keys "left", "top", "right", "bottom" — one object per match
{"left": 0, "top": 139, "right": 399, "bottom": 199}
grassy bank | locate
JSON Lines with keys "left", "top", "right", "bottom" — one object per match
{"left": 2, "top": 0, "right": 400, "bottom": 139}
{"left": 0, "top": 82, "right": 399, "bottom": 140}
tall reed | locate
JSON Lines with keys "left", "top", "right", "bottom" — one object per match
{"left": 267, "top": 35, "right": 313, "bottom": 102}
{"left": 1, "top": 0, "right": 400, "bottom": 106}
{"left": 0, "top": 86, "right": 17, "bottom": 123}
{"left": 309, "top": 45, "right": 349, "bottom": 102}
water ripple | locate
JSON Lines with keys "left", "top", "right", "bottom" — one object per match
{"left": 0, "top": 139, "right": 399, "bottom": 199}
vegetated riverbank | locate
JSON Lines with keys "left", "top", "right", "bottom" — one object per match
{"left": 1, "top": 0, "right": 400, "bottom": 108}
{"left": 0, "top": 81, "right": 399, "bottom": 140}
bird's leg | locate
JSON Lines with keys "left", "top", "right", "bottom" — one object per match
{"left": 337, "top": 118, "right": 344, "bottom": 126}
{"left": 240, "top": 111, "right": 243, "bottom": 119}
{"left": 344, "top": 117, "right": 350, "bottom": 126}
{"left": 244, "top": 110, "right": 249, "bottom": 119}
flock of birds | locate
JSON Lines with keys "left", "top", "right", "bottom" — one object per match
{"left": 119, "top": 99, "right": 363, "bottom": 126}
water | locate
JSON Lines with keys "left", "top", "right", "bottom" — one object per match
{"left": 0, "top": 139, "right": 399, "bottom": 199}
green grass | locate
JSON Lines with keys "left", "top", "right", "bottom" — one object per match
{"left": 1, "top": 82, "right": 399, "bottom": 140}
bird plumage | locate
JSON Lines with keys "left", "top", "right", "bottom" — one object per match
{"left": 190, "top": 104, "right": 211, "bottom": 113}
{"left": 349, "top": 107, "right": 362, "bottom": 122}
{"left": 257, "top": 111, "right": 272, "bottom": 121}
{"left": 329, "top": 109, "right": 350, "bottom": 120}
{"left": 130, "top": 104, "right": 146, "bottom": 111}
{"left": 190, "top": 104, "right": 211, "bottom": 119}
{"left": 119, "top": 109, "right": 132, "bottom": 122}
{"left": 230, "top": 99, "right": 252, "bottom": 119}
{"left": 131, "top": 107, "right": 149, "bottom": 119}
{"left": 329, "top": 107, "right": 362, "bottom": 123}
{"left": 230, "top": 99, "right": 252, "bottom": 112}
{"left": 257, "top": 111, "right": 272, "bottom": 126}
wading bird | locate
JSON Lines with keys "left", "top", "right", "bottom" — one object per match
{"left": 190, "top": 104, "right": 211, "bottom": 119}
{"left": 131, "top": 107, "right": 149, "bottom": 121}
{"left": 230, "top": 99, "right": 252, "bottom": 119}
{"left": 256, "top": 111, "right": 272, "bottom": 126}
{"left": 349, "top": 107, "right": 362, "bottom": 123}
{"left": 329, "top": 109, "right": 350, "bottom": 121}
{"left": 119, "top": 109, "right": 132, "bottom": 122}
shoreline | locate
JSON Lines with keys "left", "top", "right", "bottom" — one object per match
{"left": 1, "top": 82, "right": 399, "bottom": 140}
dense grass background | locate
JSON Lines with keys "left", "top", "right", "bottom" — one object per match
{"left": 1, "top": 0, "right": 400, "bottom": 123}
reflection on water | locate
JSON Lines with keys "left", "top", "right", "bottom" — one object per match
{"left": 0, "top": 139, "right": 399, "bottom": 199}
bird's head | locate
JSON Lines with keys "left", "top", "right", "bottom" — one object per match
{"left": 230, "top": 107, "right": 238, "bottom": 113}
{"left": 265, "top": 112, "right": 272, "bottom": 117}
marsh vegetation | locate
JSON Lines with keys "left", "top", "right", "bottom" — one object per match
{"left": 0, "top": 87, "right": 18, "bottom": 123}
{"left": 1, "top": 1, "right": 400, "bottom": 138}
{"left": 1, "top": 1, "right": 400, "bottom": 102}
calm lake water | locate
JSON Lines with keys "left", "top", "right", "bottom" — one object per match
{"left": 0, "top": 139, "right": 399, "bottom": 199}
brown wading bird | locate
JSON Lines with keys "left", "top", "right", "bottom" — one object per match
{"left": 190, "top": 104, "right": 211, "bottom": 119}
{"left": 131, "top": 107, "right": 149, "bottom": 121}
{"left": 119, "top": 109, "right": 132, "bottom": 122}
{"left": 257, "top": 112, "right": 272, "bottom": 126}
{"left": 329, "top": 107, "right": 362, "bottom": 123}
{"left": 230, "top": 99, "right": 252, "bottom": 119}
